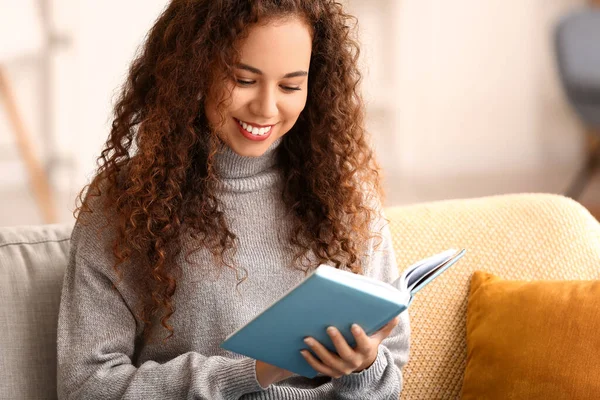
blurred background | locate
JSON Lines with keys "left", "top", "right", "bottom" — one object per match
{"left": 0, "top": 0, "right": 599, "bottom": 227}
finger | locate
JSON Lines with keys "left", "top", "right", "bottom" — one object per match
{"left": 303, "top": 337, "right": 346, "bottom": 373}
{"left": 371, "top": 315, "right": 401, "bottom": 341}
{"left": 300, "top": 350, "right": 344, "bottom": 378}
{"left": 326, "top": 326, "right": 357, "bottom": 362}
{"left": 350, "top": 324, "right": 373, "bottom": 353}
{"left": 387, "top": 315, "right": 401, "bottom": 329}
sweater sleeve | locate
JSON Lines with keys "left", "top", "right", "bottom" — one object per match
{"left": 331, "top": 209, "right": 411, "bottom": 399}
{"left": 57, "top": 253, "right": 265, "bottom": 400}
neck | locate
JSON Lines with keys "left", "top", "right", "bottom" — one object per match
{"left": 213, "top": 138, "right": 283, "bottom": 192}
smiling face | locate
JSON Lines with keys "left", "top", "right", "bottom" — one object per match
{"left": 205, "top": 16, "right": 312, "bottom": 157}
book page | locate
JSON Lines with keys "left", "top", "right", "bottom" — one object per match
{"left": 394, "top": 249, "right": 456, "bottom": 291}
{"left": 406, "top": 250, "right": 456, "bottom": 289}
{"left": 407, "top": 249, "right": 466, "bottom": 293}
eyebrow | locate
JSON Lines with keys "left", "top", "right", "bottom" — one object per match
{"left": 235, "top": 63, "right": 308, "bottom": 79}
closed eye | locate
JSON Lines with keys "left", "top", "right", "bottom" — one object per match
{"left": 236, "top": 79, "right": 301, "bottom": 93}
{"left": 236, "top": 79, "right": 254, "bottom": 86}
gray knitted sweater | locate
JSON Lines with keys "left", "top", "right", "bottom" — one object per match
{"left": 57, "top": 140, "right": 410, "bottom": 399}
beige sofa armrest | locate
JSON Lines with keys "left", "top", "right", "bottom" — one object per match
{"left": 385, "top": 193, "right": 600, "bottom": 400}
{"left": 0, "top": 223, "right": 72, "bottom": 400}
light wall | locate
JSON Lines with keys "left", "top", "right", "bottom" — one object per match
{"left": 0, "top": 0, "right": 590, "bottom": 224}
{"left": 0, "top": 0, "right": 170, "bottom": 223}
{"left": 349, "top": 0, "right": 586, "bottom": 179}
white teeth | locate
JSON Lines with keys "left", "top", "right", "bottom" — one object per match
{"left": 237, "top": 119, "right": 272, "bottom": 136}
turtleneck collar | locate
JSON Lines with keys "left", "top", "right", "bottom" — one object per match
{"left": 214, "top": 138, "right": 283, "bottom": 192}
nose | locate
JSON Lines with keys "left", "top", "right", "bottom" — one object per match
{"left": 250, "top": 85, "right": 278, "bottom": 119}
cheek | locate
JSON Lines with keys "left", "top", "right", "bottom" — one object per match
{"left": 282, "top": 94, "right": 308, "bottom": 122}
{"left": 229, "top": 90, "right": 250, "bottom": 114}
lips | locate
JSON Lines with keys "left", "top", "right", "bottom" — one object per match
{"left": 236, "top": 119, "right": 274, "bottom": 134}
{"left": 234, "top": 118, "right": 274, "bottom": 142}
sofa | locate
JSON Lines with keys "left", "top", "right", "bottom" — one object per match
{"left": 1, "top": 193, "right": 599, "bottom": 399}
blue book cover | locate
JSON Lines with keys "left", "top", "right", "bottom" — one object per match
{"left": 220, "top": 249, "right": 466, "bottom": 378}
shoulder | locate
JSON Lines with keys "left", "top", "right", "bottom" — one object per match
{"left": 361, "top": 185, "right": 388, "bottom": 233}
{"left": 70, "top": 175, "right": 122, "bottom": 270}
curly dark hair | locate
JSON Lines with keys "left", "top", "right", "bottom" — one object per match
{"left": 75, "top": 0, "right": 384, "bottom": 342}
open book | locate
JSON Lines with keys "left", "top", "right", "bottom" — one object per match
{"left": 220, "top": 248, "right": 466, "bottom": 378}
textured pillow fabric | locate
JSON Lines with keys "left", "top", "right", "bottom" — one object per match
{"left": 386, "top": 194, "right": 600, "bottom": 399}
{"left": 461, "top": 271, "right": 600, "bottom": 400}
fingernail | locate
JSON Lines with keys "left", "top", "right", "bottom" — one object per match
{"left": 327, "top": 326, "right": 336, "bottom": 336}
{"left": 351, "top": 324, "right": 360, "bottom": 334}
{"left": 304, "top": 337, "right": 313, "bottom": 345}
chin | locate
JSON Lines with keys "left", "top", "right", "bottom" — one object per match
{"left": 227, "top": 141, "right": 273, "bottom": 158}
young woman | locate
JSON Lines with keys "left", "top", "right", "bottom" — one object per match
{"left": 57, "top": 1, "right": 410, "bottom": 399}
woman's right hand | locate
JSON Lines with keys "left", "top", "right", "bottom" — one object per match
{"left": 255, "top": 360, "right": 294, "bottom": 388}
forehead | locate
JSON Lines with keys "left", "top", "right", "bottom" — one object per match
{"left": 236, "top": 17, "right": 312, "bottom": 74}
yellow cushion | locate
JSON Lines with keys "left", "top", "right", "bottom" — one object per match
{"left": 460, "top": 271, "right": 600, "bottom": 399}
{"left": 385, "top": 194, "right": 600, "bottom": 399}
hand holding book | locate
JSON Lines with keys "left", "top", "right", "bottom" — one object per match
{"left": 300, "top": 314, "right": 401, "bottom": 378}
{"left": 255, "top": 315, "right": 401, "bottom": 386}
{"left": 224, "top": 249, "right": 466, "bottom": 378}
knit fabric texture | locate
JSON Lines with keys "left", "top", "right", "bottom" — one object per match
{"left": 385, "top": 193, "right": 600, "bottom": 400}
{"left": 56, "top": 139, "right": 410, "bottom": 400}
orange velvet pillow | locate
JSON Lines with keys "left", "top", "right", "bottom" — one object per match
{"left": 461, "top": 271, "right": 600, "bottom": 400}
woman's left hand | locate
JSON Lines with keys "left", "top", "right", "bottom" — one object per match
{"left": 300, "top": 315, "right": 401, "bottom": 378}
